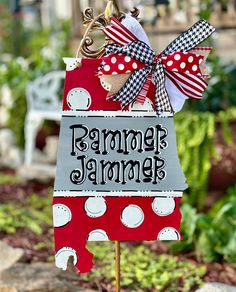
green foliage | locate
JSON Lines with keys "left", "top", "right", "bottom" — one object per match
{"left": 186, "top": 56, "right": 236, "bottom": 113}
{"left": 83, "top": 243, "right": 206, "bottom": 291}
{"left": 0, "top": 173, "right": 21, "bottom": 184}
{"left": 175, "top": 111, "right": 216, "bottom": 209}
{"left": 0, "top": 193, "right": 51, "bottom": 234}
{"left": 171, "top": 185, "right": 236, "bottom": 263}
{"left": 175, "top": 106, "right": 236, "bottom": 210}
{"left": 0, "top": 20, "right": 71, "bottom": 147}
{"left": 0, "top": 5, "right": 12, "bottom": 54}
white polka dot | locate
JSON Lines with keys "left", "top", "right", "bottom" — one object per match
{"left": 186, "top": 70, "right": 190, "bottom": 73}
{"left": 121, "top": 205, "right": 144, "bottom": 228}
{"left": 199, "top": 58, "right": 203, "bottom": 64}
{"left": 132, "top": 63, "right": 138, "bottom": 70}
{"left": 104, "top": 65, "right": 110, "bottom": 72}
{"left": 125, "top": 56, "right": 131, "bottom": 62}
{"left": 172, "top": 68, "right": 178, "bottom": 72}
{"left": 158, "top": 227, "right": 180, "bottom": 240}
{"left": 53, "top": 204, "right": 72, "bottom": 227}
{"left": 180, "top": 62, "right": 186, "bottom": 69}
{"left": 111, "top": 57, "right": 117, "bottom": 64}
{"left": 67, "top": 88, "right": 91, "bottom": 110}
{"left": 118, "top": 64, "right": 125, "bottom": 71}
{"left": 55, "top": 247, "right": 77, "bottom": 271}
{"left": 84, "top": 197, "right": 107, "bottom": 218}
{"left": 152, "top": 197, "right": 176, "bottom": 216}
{"left": 88, "top": 229, "right": 109, "bottom": 241}
{"left": 188, "top": 56, "right": 194, "bottom": 63}
{"left": 167, "top": 60, "right": 173, "bottom": 67}
{"left": 126, "top": 70, "right": 131, "bottom": 73}
{"left": 174, "top": 54, "right": 181, "bottom": 60}
{"left": 192, "top": 65, "right": 198, "bottom": 71}
{"left": 112, "top": 72, "right": 118, "bottom": 75}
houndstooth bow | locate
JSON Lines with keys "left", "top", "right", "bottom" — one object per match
{"left": 105, "top": 19, "right": 215, "bottom": 115}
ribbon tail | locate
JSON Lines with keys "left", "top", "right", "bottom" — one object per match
{"left": 165, "top": 70, "right": 207, "bottom": 100}
{"left": 153, "top": 63, "right": 173, "bottom": 115}
{"left": 112, "top": 67, "right": 151, "bottom": 108}
{"left": 163, "top": 19, "right": 215, "bottom": 55}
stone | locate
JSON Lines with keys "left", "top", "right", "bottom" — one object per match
{"left": 0, "top": 241, "right": 24, "bottom": 272}
{"left": 8, "top": 147, "right": 24, "bottom": 168}
{"left": 17, "top": 163, "right": 56, "bottom": 182}
{"left": 0, "top": 262, "right": 94, "bottom": 292}
{"left": 44, "top": 136, "right": 59, "bottom": 163}
{"left": 32, "top": 149, "right": 48, "bottom": 164}
{"left": 0, "top": 286, "right": 17, "bottom": 292}
{"left": 0, "top": 129, "right": 24, "bottom": 168}
{"left": 0, "top": 129, "right": 15, "bottom": 157}
{"left": 0, "top": 85, "right": 12, "bottom": 127}
{"left": 196, "top": 283, "right": 236, "bottom": 292}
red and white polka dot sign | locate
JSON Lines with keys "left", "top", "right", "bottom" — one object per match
{"left": 53, "top": 196, "right": 182, "bottom": 273}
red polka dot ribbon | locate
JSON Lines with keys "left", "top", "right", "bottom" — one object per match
{"left": 99, "top": 53, "right": 146, "bottom": 76}
{"left": 161, "top": 52, "right": 204, "bottom": 75}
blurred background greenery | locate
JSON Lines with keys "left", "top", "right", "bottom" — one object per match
{"left": 0, "top": 0, "right": 236, "bottom": 291}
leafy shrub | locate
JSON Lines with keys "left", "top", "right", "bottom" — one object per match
{"left": 0, "top": 174, "right": 21, "bottom": 184}
{"left": 171, "top": 184, "right": 236, "bottom": 263}
{"left": 186, "top": 56, "right": 236, "bottom": 113}
{"left": 175, "top": 106, "right": 236, "bottom": 210}
{"left": 83, "top": 243, "right": 206, "bottom": 292}
{"left": 175, "top": 111, "right": 216, "bottom": 209}
{"left": 0, "top": 193, "right": 51, "bottom": 234}
{"left": 0, "top": 21, "right": 71, "bottom": 147}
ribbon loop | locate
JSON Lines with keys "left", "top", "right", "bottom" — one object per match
{"left": 102, "top": 19, "right": 215, "bottom": 115}
{"left": 163, "top": 20, "right": 215, "bottom": 55}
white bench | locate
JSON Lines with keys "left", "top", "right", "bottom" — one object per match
{"left": 24, "top": 71, "right": 65, "bottom": 165}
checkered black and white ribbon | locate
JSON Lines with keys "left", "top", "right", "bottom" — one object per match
{"left": 105, "top": 19, "right": 215, "bottom": 115}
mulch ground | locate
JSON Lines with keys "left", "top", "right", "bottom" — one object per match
{"left": 0, "top": 168, "right": 236, "bottom": 288}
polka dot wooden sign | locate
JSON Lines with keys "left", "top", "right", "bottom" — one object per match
{"left": 53, "top": 13, "right": 215, "bottom": 273}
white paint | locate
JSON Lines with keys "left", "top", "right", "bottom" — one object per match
{"left": 55, "top": 247, "right": 77, "bottom": 271}
{"left": 174, "top": 54, "right": 181, "bottom": 60}
{"left": 63, "top": 58, "right": 81, "bottom": 71}
{"left": 53, "top": 204, "right": 72, "bottom": 227}
{"left": 125, "top": 56, "right": 131, "bottom": 63}
{"left": 61, "top": 110, "right": 157, "bottom": 117}
{"left": 118, "top": 64, "right": 125, "bottom": 71}
{"left": 84, "top": 197, "right": 107, "bottom": 218}
{"left": 54, "top": 190, "right": 183, "bottom": 198}
{"left": 158, "top": 227, "right": 180, "bottom": 240}
{"left": 129, "top": 98, "right": 154, "bottom": 112}
{"left": 152, "top": 197, "right": 176, "bottom": 216}
{"left": 100, "top": 78, "right": 112, "bottom": 92}
{"left": 67, "top": 88, "right": 91, "bottom": 110}
{"left": 121, "top": 205, "right": 144, "bottom": 228}
{"left": 111, "top": 57, "right": 117, "bottom": 64}
{"left": 88, "top": 229, "right": 109, "bottom": 241}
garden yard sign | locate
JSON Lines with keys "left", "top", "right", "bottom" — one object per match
{"left": 53, "top": 1, "right": 215, "bottom": 275}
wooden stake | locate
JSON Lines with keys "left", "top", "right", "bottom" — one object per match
{"left": 115, "top": 241, "right": 121, "bottom": 292}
